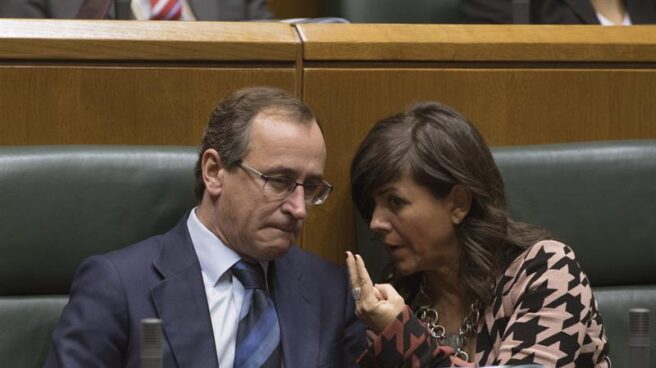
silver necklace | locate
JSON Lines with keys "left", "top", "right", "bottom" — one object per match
{"left": 414, "top": 281, "right": 481, "bottom": 361}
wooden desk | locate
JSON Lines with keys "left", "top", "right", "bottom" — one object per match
{"left": 0, "top": 20, "right": 300, "bottom": 146}
{"left": 296, "top": 24, "right": 656, "bottom": 263}
{"left": 2, "top": 21, "right": 656, "bottom": 264}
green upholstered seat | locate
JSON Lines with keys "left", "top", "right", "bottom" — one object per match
{"left": 0, "top": 146, "right": 198, "bottom": 368}
{"left": 322, "top": 0, "right": 462, "bottom": 24}
{"left": 356, "top": 140, "right": 656, "bottom": 367}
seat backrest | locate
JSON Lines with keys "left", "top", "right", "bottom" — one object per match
{"left": 322, "top": 0, "right": 462, "bottom": 24}
{"left": 356, "top": 140, "right": 656, "bottom": 366}
{"left": 0, "top": 146, "right": 198, "bottom": 368}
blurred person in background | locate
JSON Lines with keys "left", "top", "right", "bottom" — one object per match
{"left": 0, "top": 0, "right": 272, "bottom": 20}
{"left": 461, "top": 0, "right": 656, "bottom": 25}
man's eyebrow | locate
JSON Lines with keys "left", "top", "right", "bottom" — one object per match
{"left": 262, "top": 166, "right": 324, "bottom": 181}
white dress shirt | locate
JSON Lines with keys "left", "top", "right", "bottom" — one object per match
{"left": 597, "top": 11, "right": 632, "bottom": 25}
{"left": 186, "top": 208, "right": 258, "bottom": 368}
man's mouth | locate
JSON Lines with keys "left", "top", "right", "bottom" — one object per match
{"left": 271, "top": 224, "right": 298, "bottom": 234}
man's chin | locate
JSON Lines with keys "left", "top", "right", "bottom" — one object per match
{"left": 254, "top": 228, "right": 297, "bottom": 259}
{"left": 260, "top": 242, "right": 293, "bottom": 261}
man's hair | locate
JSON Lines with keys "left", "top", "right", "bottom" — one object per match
{"left": 350, "top": 101, "right": 549, "bottom": 306}
{"left": 193, "top": 86, "right": 315, "bottom": 200}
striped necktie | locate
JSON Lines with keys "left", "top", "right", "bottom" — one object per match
{"left": 149, "top": 0, "right": 182, "bottom": 20}
{"left": 231, "top": 261, "right": 282, "bottom": 368}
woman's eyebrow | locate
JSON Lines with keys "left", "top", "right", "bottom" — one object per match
{"left": 375, "top": 186, "right": 397, "bottom": 197}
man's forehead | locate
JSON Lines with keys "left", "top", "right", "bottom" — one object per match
{"left": 245, "top": 114, "right": 325, "bottom": 176}
{"left": 249, "top": 113, "right": 322, "bottom": 143}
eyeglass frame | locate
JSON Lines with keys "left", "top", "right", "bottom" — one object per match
{"left": 236, "top": 161, "right": 333, "bottom": 205}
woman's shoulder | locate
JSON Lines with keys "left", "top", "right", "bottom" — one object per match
{"left": 504, "top": 239, "right": 582, "bottom": 280}
{"left": 513, "top": 239, "right": 575, "bottom": 265}
{"left": 525, "top": 239, "right": 575, "bottom": 259}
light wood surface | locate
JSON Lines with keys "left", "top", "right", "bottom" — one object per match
{"left": 297, "top": 24, "right": 656, "bottom": 61}
{"left": 0, "top": 21, "right": 298, "bottom": 146}
{"left": 301, "top": 67, "right": 656, "bottom": 263}
{"left": 0, "top": 19, "right": 298, "bottom": 60}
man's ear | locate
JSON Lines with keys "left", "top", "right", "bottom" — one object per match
{"left": 201, "top": 149, "right": 225, "bottom": 197}
{"left": 448, "top": 184, "right": 472, "bottom": 225}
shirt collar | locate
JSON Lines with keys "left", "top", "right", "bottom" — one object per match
{"left": 186, "top": 208, "right": 270, "bottom": 286}
{"left": 187, "top": 208, "right": 240, "bottom": 286}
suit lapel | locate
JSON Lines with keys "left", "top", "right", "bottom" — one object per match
{"left": 187, "top": 0, "right": 219, "bottom": 20}
{"left": 151, "top": 218, "right": 219, "bottom": 368}
{"left": 271, "top": 249, "right": 319, "bottom": 368}
{"left": 562, "top": 0, "right": 600, "bottom": 24}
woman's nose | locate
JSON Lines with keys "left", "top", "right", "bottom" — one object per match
{"left": 369, "top": 208, "right": 391, "bottom": 233}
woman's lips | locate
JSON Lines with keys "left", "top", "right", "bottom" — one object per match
{"left": 385, "top": 243, "right": 404, "bottom": 255}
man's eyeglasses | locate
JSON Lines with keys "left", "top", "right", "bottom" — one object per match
{"left": 237, "top": 161, "right": 333, "bottom": 205}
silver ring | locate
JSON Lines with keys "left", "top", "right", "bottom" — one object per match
{"left": 351, "top": 287, "right": 362, "bottom": 301}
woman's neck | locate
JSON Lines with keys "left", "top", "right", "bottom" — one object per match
{"left": 423, "top": 269, "right": 468, "bottom": 330}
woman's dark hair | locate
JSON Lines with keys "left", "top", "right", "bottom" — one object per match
{"left": 350, "top": 102, "right": 549, "bottom": 306}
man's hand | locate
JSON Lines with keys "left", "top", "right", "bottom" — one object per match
{"left": 345, "top": 251, "right": 406, "bottom": 334}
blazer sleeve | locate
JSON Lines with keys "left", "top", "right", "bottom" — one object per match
{"left": 0, "top": 0, "right": 47, "bottom": 17}
{"left": 43, "top": 255, "right": 128, "bottom": 368}
{"left": 356, "top": 306, "right": 461, "bottom": 368}
{"left": 491, "top": 242, "right": 608, "bottom": 367}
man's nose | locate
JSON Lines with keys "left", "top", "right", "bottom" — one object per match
{"left": 281, "top": 185, "right": 307, "bottom": 220}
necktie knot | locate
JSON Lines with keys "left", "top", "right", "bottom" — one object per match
{"left": 231, "top": 260, "right": 266, "bottom": 289}
{"left": 149, "top": 0, "right": 182, "bottom": 20}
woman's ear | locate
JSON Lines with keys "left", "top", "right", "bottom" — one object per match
{"left": 448, "top": 184, "right": 472, "bottom": 225}
{"left": 201, "top": 149, "right": 225, "bottom": 197}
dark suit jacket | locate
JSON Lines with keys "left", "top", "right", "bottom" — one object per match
{"left": 0, "top": 0, "right": 272, "bottom": 20}
{"left": 460, "top": 0, "right": 656, "bottom": 24}
{"left": 44, "top": 215, "right": 365, "bottom": 368}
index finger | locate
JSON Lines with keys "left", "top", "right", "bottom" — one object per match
{"left": 345, "top": 251, "right": 359, "bottom": 290}
{"left": 354, "top": 254, "right": 375, "bottom": 295}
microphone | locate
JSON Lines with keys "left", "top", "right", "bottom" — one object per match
{"left": 628, "top": 308, "right": 650, "bottom": 367}
{"left": 141, "top": 318, "right": 163, "bottom": 368}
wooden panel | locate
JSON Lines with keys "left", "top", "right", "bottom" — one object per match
{"left": 0, "top": 66, "right": 295, "bottom": 145}
{"left": 301, "top": 68, "right": 656, "bottom": 264}
{"left": 0, "top": 20, "right": 298, "bottom": 61}
{"left": 296, "top": 24, "right": 656, "bottom": 61}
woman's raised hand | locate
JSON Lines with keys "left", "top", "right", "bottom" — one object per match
{"left": 345, "top": 251, "right": 406, "bottom": 333}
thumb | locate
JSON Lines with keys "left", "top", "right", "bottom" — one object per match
{"left": 374, "top": 283, "right": 402, "bottom": 301}
{"left": 372, "top": 287, "right": 383, "bottom": 301}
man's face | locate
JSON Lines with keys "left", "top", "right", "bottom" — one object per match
{"left": 210, "top": 111, "right": 326, "bottom": 261}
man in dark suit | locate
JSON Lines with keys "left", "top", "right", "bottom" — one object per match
{"left": 460, "top": 0, "right": 656, "bottom": 24}
{"left": 0, "top": 0, "right": 272, "bottom": 20}
{"left": 44, "top": 87, "right": 365, "bottom": 368}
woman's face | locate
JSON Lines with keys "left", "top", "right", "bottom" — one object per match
{"left": 369, "top": 174, "right": 464, "bottom": 275}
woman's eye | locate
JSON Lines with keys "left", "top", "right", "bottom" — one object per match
{"left": 388, "top": 196, "right": 406, "bottom": 209}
